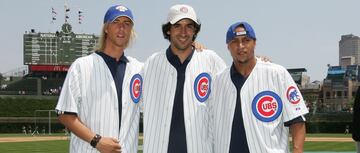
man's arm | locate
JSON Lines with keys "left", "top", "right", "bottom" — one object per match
{"left": 290, "top": 122, "right": 306, "bottom": 153}
{"left": 58, "top": 114, "right": 121, "bottom": 153}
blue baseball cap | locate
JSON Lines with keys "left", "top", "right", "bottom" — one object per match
{"left": 226, "top": 21, "right": 256, "bottom": 44}
{"left": 103, "top": 5, "right": 134, "bottom": 23}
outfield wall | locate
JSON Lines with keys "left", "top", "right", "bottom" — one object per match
{"left": 0, "top": 97, "right": 354, "bottom": 133}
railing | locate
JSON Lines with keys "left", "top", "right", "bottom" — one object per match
{"left": 2, "top": 66, "right": 28, "bottom": 77}
{"left": 0, "top": 117, "right": 58, "bottom": 123}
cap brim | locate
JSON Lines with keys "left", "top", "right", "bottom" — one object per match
{"left": 110, "top": 15, "right": 134, "bottom": 23}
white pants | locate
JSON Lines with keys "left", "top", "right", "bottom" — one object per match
{"left": 357, "top": 141, "right": 360, "bottom": 153}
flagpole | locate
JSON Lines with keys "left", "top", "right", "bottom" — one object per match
{"left": 51, "top": 6, "right": 58, "bottom": 32}
{"left": 78, "top": 9, "right": 83, "bottom": 24}
{"left": 64, "top": 0, "right": 69, "bottom": 23}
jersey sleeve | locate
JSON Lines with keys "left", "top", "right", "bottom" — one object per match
{"left": 127, "top": 56, "right": 145, "bottom": 112}
{"left": 210, "top": 51, "right": 227, "bottom": 74}
{"left": 280, "top": 68, "right": 309, "bottom": 123}
{"left": 208, "top": 73, "right": 220, "bottom": 151}
{"left": 55, "top": 61, "right": 82, "bottom": 115}
{"left": 139, "top": 54, "right": 155, "bottom": 113}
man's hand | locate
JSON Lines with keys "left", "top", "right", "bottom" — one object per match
{"left": 256, "top": 55, "right": 271, "bottom": 62}
{"left": 192, "top": 41, "right": 206, "bottom": 51}
{"left": 96, "top": 137, "right": 121, "bottom": 153}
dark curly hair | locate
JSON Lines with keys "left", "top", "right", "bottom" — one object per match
{"left": 161, "top": 20, "right": 201, "bottom": 41}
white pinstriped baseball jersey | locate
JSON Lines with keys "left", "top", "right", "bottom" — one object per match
{"left": 210, "top": 60, "right": 309, "bottom": 153}
{"left": 55, "top": 53, "right": 143, "bottom": 153}
{"left": 140, "top": 49, "right": 226, "bottom": 153}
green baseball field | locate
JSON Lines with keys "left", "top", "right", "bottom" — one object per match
{"left": 0, "top": 133, "right": 356, "bottom": 153}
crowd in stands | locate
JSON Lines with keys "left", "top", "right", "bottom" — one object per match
{"left": 0, "top": 75, "right": 64, "bottom": 96}
{"left": 42, "top": 86, "right": 62, "bottom": 96}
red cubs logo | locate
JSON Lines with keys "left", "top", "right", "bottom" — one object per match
{"left": 198, "top": 77, "right": 209, "bottom": 97}
{"left": 257, "top": 96, "right": 278, "bottom": 117}
{"left": 180, "top": 6, "right": 188, "bottom": 13}
{"left": 132, "top": 79, "right": 141, "bottom": 98}
{"left": 194, "top": 73, "right": 211, "bottom": 102}
{"left": 252, "top": 91, "right": 283, "bottom": 122}
{"left": 130, "top": 74, "right": 142, "bottom": 103}
{"left": 286, "top": 86, "right": 301, "bottom": 104}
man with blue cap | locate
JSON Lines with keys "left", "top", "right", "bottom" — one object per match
{"left": 56, "top": 4, "right": 143, "bottom": 153}
{"left": 210, "top": 21, "right": 308, "bottom": 153}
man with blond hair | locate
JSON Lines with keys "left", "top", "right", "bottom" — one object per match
{"left": 56, "top": 4, "right": 143, "bottom": 153}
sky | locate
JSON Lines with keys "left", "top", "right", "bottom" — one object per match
{"left": 0, "top": 0, "right": 359, "bottom": 81}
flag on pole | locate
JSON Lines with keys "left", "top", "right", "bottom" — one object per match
{"left": 78, "top": 9, "right": 83, "bottom": 24}
{"left": 64, "top": 0, "right": 70, "bottom": 22}
{"left": 65, "top": 2, "right": 70, "bottom": 12}
{"left": 51, "top": 7, "right": 57, "bottom": 23}
{"left": 52, "top": 7, "right": 57, "bottom": 14}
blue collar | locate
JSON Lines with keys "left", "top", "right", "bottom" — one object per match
{"left": 166, "top": 46, "right": 194, "bottom": 68}
{"left": 96, "top": 51, "right": 129, "bottom": 64}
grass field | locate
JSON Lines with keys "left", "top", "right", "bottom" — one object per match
{"left": 304, "top": 133, "right": 356, "bottom": 152}
{"left": 307, "top": 133, "right": 353, "bottom": 138}
{"left": 0, "top": 133, "right": 66, "bottom": 137}
{"left": 0, "top": 133, "right": 356, "bottom": 152}
{"left": 303, "top": 141, "right": 356, "bottom": 152}
{"left": 0, "top": 140, "right": 69, "bottom": 153}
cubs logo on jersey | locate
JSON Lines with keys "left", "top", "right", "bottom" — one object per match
{"left": 130, "top": 74, "right": 142, "bottom": 103}
{"left": 286, "top": 86, "right": 301, "bottom": 104}
{"left": 193, "top": 73, "right": 211, "bottom": 102}
{"left": 252, "top": 91, "right": 283, "bottom": 122}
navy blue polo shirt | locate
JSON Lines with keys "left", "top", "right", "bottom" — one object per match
{"left": 229, "top": 63, "right": 250, "bottom": 153}
{"left": 166, "top": 47, "right": 194, "bottom": 153}
{"left": 96, "top": 51, "right": 128, "bottom": 130}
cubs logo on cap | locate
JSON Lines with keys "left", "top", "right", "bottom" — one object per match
{"left": 252, "top": 91, "right": 283, "bottom": 122}
{"left": 193, "top": 73, "right": 211, "bottom": 102}
{"left": 129, "top": 74, "right": 142, "bottom": 103}
{"left": 286, "top": 86, "right": 301, "bottom": 104}
{"left": 180, "top": 6, "right": 188, "bottom": 13}
{"left": 103, "top": 4, "right": 134, "bottom": 23}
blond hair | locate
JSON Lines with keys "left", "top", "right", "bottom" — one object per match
{"left": 97, "top": 23, "right": 137, "bottom": 51}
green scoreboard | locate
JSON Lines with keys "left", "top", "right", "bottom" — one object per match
{"left": 23, "top": 23, "right": 99, "bottom": 65}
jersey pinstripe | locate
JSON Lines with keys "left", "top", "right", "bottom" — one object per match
{"left": 141, "top": 49, "right": 226, "bottom": 153}
{"left": 210, "top": 60, "right": 309, "bottom": 153}
{"left": 55, "top": 53, "right": 143, "bottom": 153}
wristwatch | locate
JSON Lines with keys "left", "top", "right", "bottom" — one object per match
{"left": 90, "top": 134, "right": 102, "bottom": 148}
